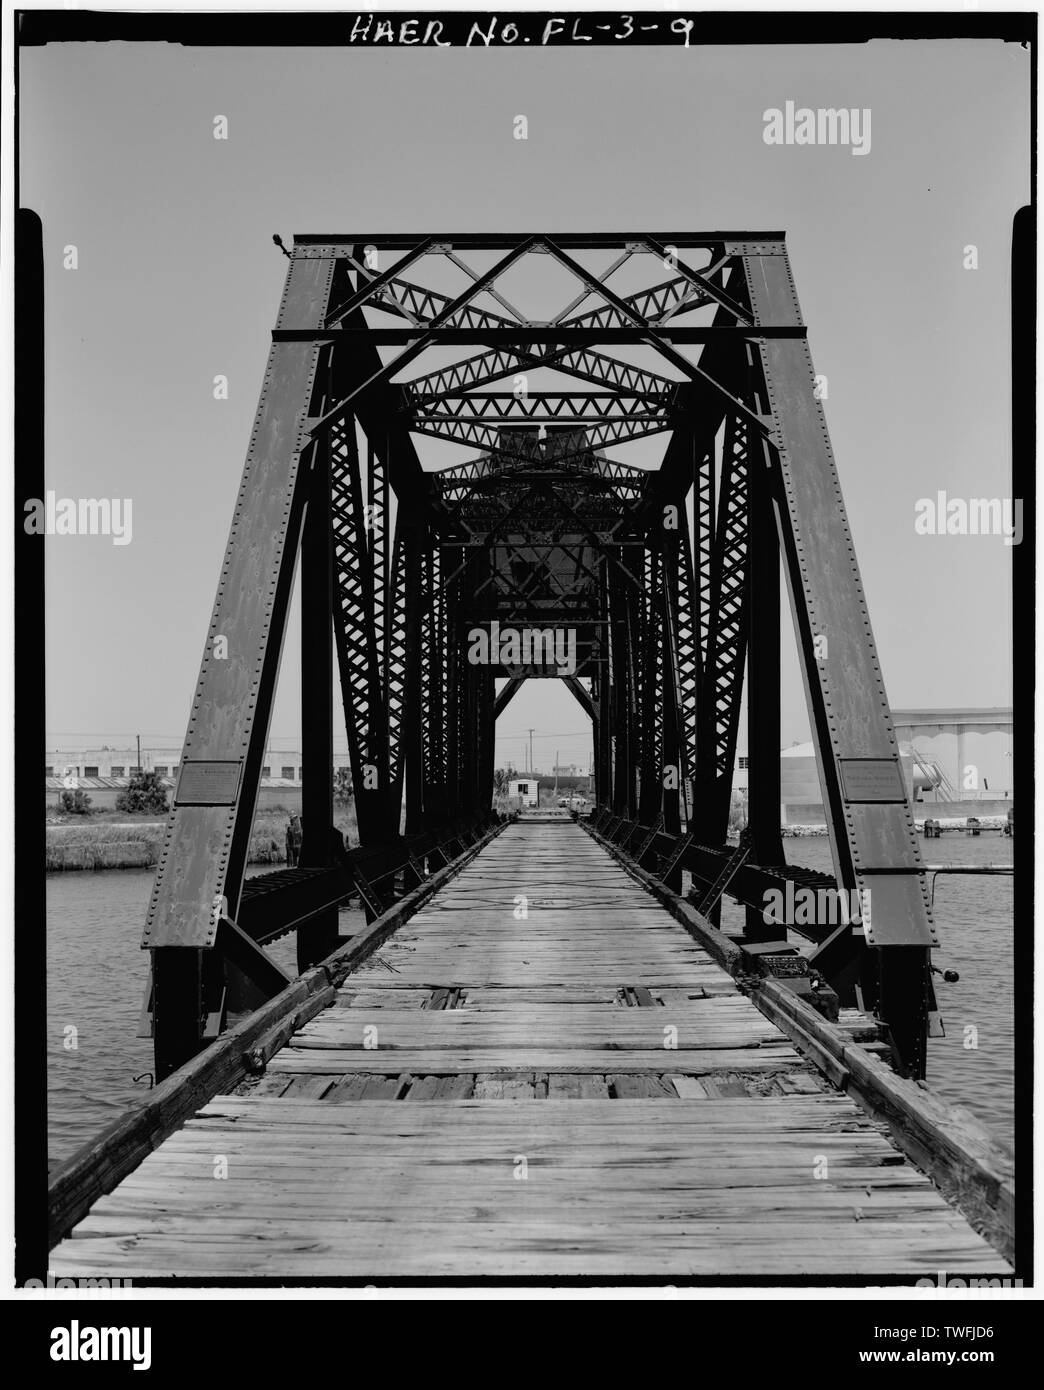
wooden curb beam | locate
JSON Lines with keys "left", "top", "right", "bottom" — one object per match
{"left": 582, "top": 817, "right": 1017, "bottom": 1267}
{"left": 47, "top": 817, "right": 508, "bottom": 1249}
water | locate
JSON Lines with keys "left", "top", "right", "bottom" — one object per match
{"left": 47, "top": 871, "right": 155, "bottom": 1170}
{"left": 45, "top": 867, "right": 323, "bottom": 1171}
{"left": 45, "top": 832, "right": 1015, "bottom": 1169}
{"left": 723, "top": 833, "right": 1015, "bottom": 1151}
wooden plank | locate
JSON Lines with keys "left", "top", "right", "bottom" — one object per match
{"left": 701, "top": 1078, "right": 749, "bottom": 1099}
{"left": 281, "top": 1075, "right": 334, "bottom": 1099}
{"left": 324, "top": 1076, "right": 371, "bottom": 1103}
{"left": 266, "top": 1046, "right": 801, "bottom": 1075}
{"left": 357, "top": 1075, "right": 402, "bottom": 1099}
{"left": 548, "top": 1074, "right": 583, "bottom": 1099}
{"left": 46, "top": 819, "right": 510, "bottom": 1249}
{"left": 45, "top": 966, "right": 337, "bottom": 1249}
{"left": 48, "top": 822, "right": 1014, "bottom": 1281}
{"left": 670, "top": 1076, "right": 711, "bottom": 1098}
{"left": 238, "top": 1075, "right": 293, "bottom": 1098}
{"left": 777, "top": 1072, "right": 826, "bottom": 1096}
{"left": 472, "top": 1073, "right": 536, "bottom": 1100}
{"left": 609, "top": 1074, "right": 677, "bottom": 1099}
{"left": 749, "top": 976, "right": 1016, "bottom": 1263}
{"left": 49, "top": 1247, "right": 1009, "bottom": 1279}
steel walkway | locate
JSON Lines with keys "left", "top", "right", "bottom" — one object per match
{"left": 51, "top": 823, "right": 1009, "bottom": 1279}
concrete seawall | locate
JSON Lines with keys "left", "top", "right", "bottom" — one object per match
{"left": 784, "top": 798, "right": 1011, "bottom": 827}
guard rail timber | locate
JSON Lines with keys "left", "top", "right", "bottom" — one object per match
{"left": 581, "top": 812, "right": 1017, "bottom": 1268}
{"left": 47, "top": 812, "right": 510, "bottom": 1249}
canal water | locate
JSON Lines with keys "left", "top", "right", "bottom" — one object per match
{"left": 45, "top": 833, "right": 1015, "bottom": 1170}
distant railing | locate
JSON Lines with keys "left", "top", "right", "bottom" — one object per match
{"left": 581, "top": 803, "right": 1016, "bottom": 1083}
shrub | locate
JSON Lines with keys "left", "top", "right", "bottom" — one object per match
{"left": 59, "top": 789, "right": 92, "bottom": 815}
{"left": 115, "top": 771, "right": 170, "bottom": 816}
{"left": 334, "top": 767, "right": 353, "bottom": 807}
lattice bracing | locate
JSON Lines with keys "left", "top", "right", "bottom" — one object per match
{"left": 144, "top": 232, "right": 940, "bottom": 1084}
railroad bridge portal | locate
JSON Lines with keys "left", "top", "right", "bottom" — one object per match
{"left": 45, "top": 235, "right": 1016, "bottom": 1281}
{"left": 140, "top": 232, "right": 939, "bottom": 1083}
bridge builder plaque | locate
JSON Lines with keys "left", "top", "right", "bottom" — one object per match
{"left": 175, "top": 760, "right": 243, "bottom": 806}
{"left": 839, "top": 758, "right": 907, "bottom": 803}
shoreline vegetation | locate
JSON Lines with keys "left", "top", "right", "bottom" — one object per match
{"left": 45, "top": 806, "right": 359, "bottom": 873}
{"left": 45, "top": 805, "right": 1008, "bottom": 871}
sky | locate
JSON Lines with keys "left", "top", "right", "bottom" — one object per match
{"left": 20, "top": 33, "right": 1028, "bottom": 783}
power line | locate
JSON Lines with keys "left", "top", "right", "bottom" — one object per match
{"left": 496, "top": 728, "right": 591, "bottom": 739}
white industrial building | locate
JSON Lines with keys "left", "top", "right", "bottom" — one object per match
{"left": 44, "top": 744, "right": 352, "bottom": 812}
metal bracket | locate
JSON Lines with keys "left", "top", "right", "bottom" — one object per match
{"left": 352, "top": 866, "right": 384, "bottom": 920}
{"left": 296, "top": 416, "right": 321, "bottom": 452}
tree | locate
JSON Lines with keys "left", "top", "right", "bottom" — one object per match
{"left": 59, "top": 788, "right": 92, "bottom": 815}
{"left": 334, "top": 766, "right": 354, "bottom": 807}
{"left": 492, "top": 768, "right": 508, "bottom": 794}
{"left": 115, "top": 771, "right": 169, "bottom": 816}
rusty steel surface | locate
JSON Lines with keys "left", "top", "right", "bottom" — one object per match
{"left": 738, "top": 243, "right": 937, "bottom": 953}
{"left": 145, "top": 232, "right": 942, "bottom": 1080}
{"left": 143, "top": 251, "right": 336, "bottom": 951}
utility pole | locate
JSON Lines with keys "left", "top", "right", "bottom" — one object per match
{"left": 554, "top": 749, "right": 559, "bottom": 796}
{"left": 528, "top": 728, "right": 534, "bottom": 776}
{"left": 136, "top": 733, "right": 141, "bottom": 776}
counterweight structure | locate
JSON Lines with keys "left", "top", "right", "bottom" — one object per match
{"left": 142, "top": 233, "right": 938, "bottom": 1080}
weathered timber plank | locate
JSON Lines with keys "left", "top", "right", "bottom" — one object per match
{"left": 49, "top": 822, "right": 1014, "bottom": 1281}
{"left": 266, "top": 1046, "right": 801, "bottom": 1075}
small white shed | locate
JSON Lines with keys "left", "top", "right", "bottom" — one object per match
{"left": 508, "top": 778, "right": 539, "bottom": 807}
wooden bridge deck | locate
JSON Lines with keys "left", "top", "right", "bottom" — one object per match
{"left": 51, "top": 823, "right": 1009, "bottom": 1279}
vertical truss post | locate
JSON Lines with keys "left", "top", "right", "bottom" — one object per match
{"left": 401, "top": 513, "right": 426, "bottom": 838}
{"left": 637, "top": 547, "right": 662, "bottom": 825}
{"left": 743, "top": 452, "right": 785, "bottom": 942}
{"left": 621, "top": 576, "right": 642, "bottom": 821}
{"left": 297, "top": 432, "right": 341, "bottom": 969}
{"left": 608, "top": 556, "right": 631, "bottom": 816}
{"left": 385, "top": 520, "right": 410, "bottom": 835}
{"left": 590, "top": 667, "right": 603, "bottom": 807}
{"left": 469, "top": 544, "right": 496, "bottom": 816}
{"left": 444, "top": 557, "right": 464, "bottom": 821}
{"left": 694, "top": 440, "right": 715, "bottom": 697}
{"left": 330, "top": 414, "right": 388, "bottom": 845}
{"left": 658, "top": 529, "right": 684, "bottom": 853}
{"left": 475, "top": 657, "right": 495, "bottom": 818}
{"left": 450, "top": 547, "right": 481, "bottom": 817}
{"left": 368, "top": 436, "right": 388, "bottom": 663}
{"left": 594, "top": 556, "right": 612, "bottom": 808}
{"left": 695, "top": 412, "right": 751, "bottom": 847}
{"left": 672, "top": 492, "right": 700, "bottom": 827}
{"left": 693, "top": 436, "right": 717, "bottom": 825}
{"left": 421, "top": 544, "right": 447, "bottom": 824}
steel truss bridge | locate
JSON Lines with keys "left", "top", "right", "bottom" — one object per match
{"left": 142, "top": 231, "right": 940, "bottom": 1084}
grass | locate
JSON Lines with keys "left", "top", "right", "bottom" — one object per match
{"left": 46, "top": 822, "right": 163, "bottom": 871}
{"left": 46, "top": 807, "right": 168, "bottom": 826}
{"left": 45, "top": 802, "right": 362, "bottom": 872}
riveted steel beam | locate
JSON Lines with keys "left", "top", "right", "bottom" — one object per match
{"left": 737, "top": 241, "right": 937, "bottom": 1077}
{"left": 145, "top": 248, "right": 338, "bottom": 1078}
